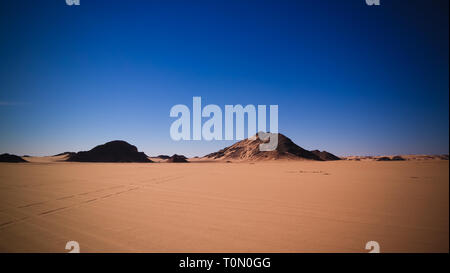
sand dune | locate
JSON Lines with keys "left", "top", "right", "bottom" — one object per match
{"left": 0, "top": 160, "right": 447, "bottom": 252}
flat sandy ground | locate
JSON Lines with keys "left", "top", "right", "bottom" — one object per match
{"left": 0, "top": 160, "right": 448, "bottom": 252}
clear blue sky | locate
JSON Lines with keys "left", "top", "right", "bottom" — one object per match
{"left": 0, "top": 0, "right": 448, "bottom": 157}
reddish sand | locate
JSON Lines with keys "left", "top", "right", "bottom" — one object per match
{"left": 0, "top": 158, "right": 448, "bottom": 252}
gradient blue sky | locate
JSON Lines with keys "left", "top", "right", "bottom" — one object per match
{"left": 0, "top": 0, "right": 448, "bottom": 157}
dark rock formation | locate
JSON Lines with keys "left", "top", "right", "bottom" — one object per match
{"left": 376, "top": 157, "right": 391, "bottom": 161}
{"left": 53, "top": 152, "right": 76, "bottom": 157}
{"left": 167, "top": 154, "right": 188, "bottom": 163}
{"left": 310, "top": 150, "right": 341, "bottom": 161}
{"left": 391, "top": 156, "right": 406, "bottom": 161}
{"left": 52, "top": 152, "right": 76, "bottom": 156}
{"left": 0, "top": 153, "right": 28, "bottom": 163}
{"left": 67, "top": 141, "right": 152, "bottom": 162}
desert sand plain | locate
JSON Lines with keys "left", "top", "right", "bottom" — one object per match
{"left": 0, "top": 156, "right": 448, "bottom": 253}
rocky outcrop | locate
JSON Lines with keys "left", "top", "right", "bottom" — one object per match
{"left": 0, "top": 153, "right": 28, "bottom": 163}
{"left": 67, "top": 141, "right": 152, "bottom": 162}
{"left": 167, "top": 154, "right": 188, "bottom": 163}
{"left": 204, "top": 133, "right": 339, "bottom": 161}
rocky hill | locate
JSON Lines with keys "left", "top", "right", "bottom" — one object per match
{"left": 67, "top": 141, "right": 152, "bottom": 162}
{"left": 204, "top": 133, "right": 340, "bottom": 161}
{"left": 0, "top": 153, "right": 28, "bottom": 163}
